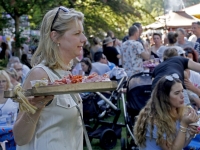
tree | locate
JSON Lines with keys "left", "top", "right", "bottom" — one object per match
{"left": 1, "top": 0, "right": 155, "bottom": 43}
{"left": 0, "top": 0, "right": 63, "bottom": 55}
{"left": 71, "top": 0, "right": 142, "bottom": 39}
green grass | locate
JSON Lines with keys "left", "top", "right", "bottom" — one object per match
{"left": 84, "top": 100, "right": 128, "bottom": 150}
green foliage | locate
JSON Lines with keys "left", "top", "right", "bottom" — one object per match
{"left": 133, "top": 0, "right": 164, "bottom": 25}
{"left": 14, "top": 30, "right": 27, "bottom": 48}
{"left": 74, "top": 0, "right": 142, "bottom": 39}
{"left": 27, "top": 0, "right": 66, "bottom": 29}
{"left": 0, "top": 59, "right": 8, "bottom": 70}
{"left": 1, "top": 0, "right": 198, "bottom": 41}
{"left": 0, "top": 0, "right": 64, "bottom": 57}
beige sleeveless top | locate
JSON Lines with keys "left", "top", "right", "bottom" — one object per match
{"left": 17, "top": 63, "right": 83, "bottom": 150}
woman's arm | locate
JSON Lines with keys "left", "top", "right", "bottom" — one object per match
{"left": 159, "top": 123, "right": 188, "bottom": 150}
{"left": 188, "top": 59, "right": 200, "bottom": 73}
{"left": 159, "top": 109, "right": 198, "bottom": 150}
{"left": 184, "top": 125, "right": 199, "bottom": 147}
{"left": 13, "top": 67, "right": 53, "bottom": 146}
{"left": 184, "top": 70, "right": 200, "bottom": 96}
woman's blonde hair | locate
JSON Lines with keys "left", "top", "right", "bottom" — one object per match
{"left": 31, "top": 7, "right": 84, "bottom": 69}
{"left": 134, "top": 76, "right": 184, "bottom": 148}
{"left": 0, "top": 70, "right": 12, "bottom": 90}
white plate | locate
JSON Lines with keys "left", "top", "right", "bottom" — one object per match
{"left": 190, "top": 119, "right": 200, "bottom": 127}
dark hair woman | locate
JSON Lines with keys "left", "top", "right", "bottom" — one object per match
{"left": 184, "top": 47, "right": 198, "bottom": 62}
{"left": 80, "top": 57, "right": 92, "bottom": 76}
{"left": 134, "top": 75, "right": 199, "bottom": 150}
{"left": 0, "top": 42, "right": 11, "bottom": 60}
{"left": 157, "top": 32, "right": 184, "bottom": 61}
{"left": 21, "top": 54, "right": 32, "bottom": 69}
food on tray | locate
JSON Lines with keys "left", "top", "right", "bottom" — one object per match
{"left": 13, "top": 84, "right": 37, "bottom": 114}
{"left": 30, "top": 78, "right": 48, "bottom": 87}
{"left": 143, "top": 60, "right": 158, "bottom": 68}
{"left": 5, "top": 74, "right": 113, "bottom": 114}
{"left": 53, "top": 73, "right": 110, "bottom": 85}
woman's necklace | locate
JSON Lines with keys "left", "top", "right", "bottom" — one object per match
{"left": 0, "top": 100, "right": 7, "bottom": 116}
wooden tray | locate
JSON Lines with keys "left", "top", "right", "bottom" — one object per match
{"left": 4, "top": 81, "right": 118, "bottom": 98}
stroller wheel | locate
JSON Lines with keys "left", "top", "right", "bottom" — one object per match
{"left": 99, "top": 129, "right": 117, "bottom": 149}
{"left": 121, "top": 138, "right": 126, "bottom": 150}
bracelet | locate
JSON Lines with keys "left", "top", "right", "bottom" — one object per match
{"left": 180, "top": 125, "right": 188, "bottom": 130}
{"left": 180, "top": 129, "right": 187, "bottom": 133}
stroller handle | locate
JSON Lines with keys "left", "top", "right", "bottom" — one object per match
{"left": 96, "top": 92, "right": 118, "bottom": 110}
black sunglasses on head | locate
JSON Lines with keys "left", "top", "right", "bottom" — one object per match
{"left": 50, "top": 6, "right": 69, "bottom": 31}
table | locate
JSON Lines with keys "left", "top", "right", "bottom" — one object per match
{"left": 0, "top": 123, "right": 15, "bottom": 150}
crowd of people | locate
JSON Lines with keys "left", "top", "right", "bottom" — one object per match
{"left": 0, "top": 5, "right": 200, "bottom": 150}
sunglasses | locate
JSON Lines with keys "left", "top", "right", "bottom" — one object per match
{"left": 50, "top": 6, "right": 69, "bottom": 31}
{"left": 165, "top": 73, "right": 179, "bottom": 81}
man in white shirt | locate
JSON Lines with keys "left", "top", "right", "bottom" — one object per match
{"left": 121, "top": 25, "right": 150, "bottom": 77}
{"left": 90, "top": 52, "right": 110, "bottom": 75}
{"left": 176, "top": 28, "right": 195, "bottom": 49}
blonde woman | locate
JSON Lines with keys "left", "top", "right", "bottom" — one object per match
{"left": 0, "top": 70, "right": 19, "bottom": 116}
{"left": 0, "top": 70, "right": 18, "bottom": 150}
{"left": 134, "top": 75, "right": 199, "bottom": 150}
{"left": 0, "top": 70, "right": 18, "bottom": 116}
{"left": 13, "top": 6, "right": 87, "bottom": 150}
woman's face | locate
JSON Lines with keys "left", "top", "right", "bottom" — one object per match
{"left": 153, "top": 35, "right": 161, "bottom": 45}
{"left": 187, "top": 53, "right": 194, "bottom": 61}
{"left": 0, "top": 75, "right": 8, "bottom": 91}
{"left": 81, "top": 62, "right": 89, "bottom": 72}
{"left": 177, "top": 31, "right": 185, "bottom": 42}
{"left": 169, "top": 82, "right": 184, "bottom": 109}
{"left": 58, "top": 20, "right": 87, "bottom": 64}
{"left": 101, "top": 54, "right": 108, "bottom": 64}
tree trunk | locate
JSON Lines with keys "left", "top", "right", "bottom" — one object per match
{"left": 14, "top": 14, "right": 21, "bottom": 57}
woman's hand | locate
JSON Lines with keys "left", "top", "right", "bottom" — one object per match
{"left": 29, "top": 95, "right": 54, "bottom": 109}
{"left": 181, "top": 108, "right": 199, "bottom": 127}
{"left": 188, "top": 125, "right": 200, "bottom": 136}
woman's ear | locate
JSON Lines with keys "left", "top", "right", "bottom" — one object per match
{"left": 50, "top": 31, "right": 58, "bottom": 43}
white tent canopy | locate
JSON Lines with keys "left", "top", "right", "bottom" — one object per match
{"left": 145, "top": 11, "right": 200, "bottom": 29}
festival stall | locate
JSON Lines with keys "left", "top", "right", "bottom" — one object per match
{"left": 183, "top": 3, "right": 200, "bottom": 19}
{"left": 145, "top": 11, "right": 200, "bottom": 30}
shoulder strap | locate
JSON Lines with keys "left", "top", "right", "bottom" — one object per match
{"left": 51, "top": 69, "right": 62, "bottom": 78}
{"left": 51, "top": 69, "right": 92, "bottom": 150}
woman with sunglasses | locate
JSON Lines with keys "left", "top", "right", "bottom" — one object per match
{"left": 134, "top": 75, "right": 200, "bottom": 150}
{"left": 13, "top": 6, "right": 87, "bottom": 150}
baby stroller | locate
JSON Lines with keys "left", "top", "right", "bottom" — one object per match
{"left": 121, "top": 72, "right": 152, "bottom": 150}
{"left": 82, "top": 77, "right": 128, "bottom": 149}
